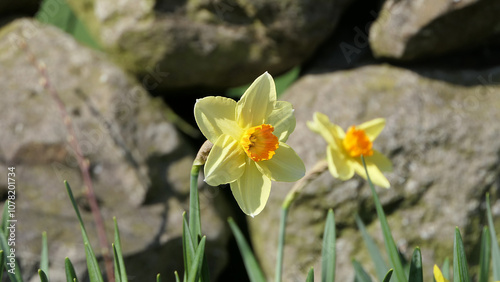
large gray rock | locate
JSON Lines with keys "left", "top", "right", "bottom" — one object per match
{"left": 0, "top": 19, "right": 231, "bottom": 281}
{"left": 248, "top": 64, "right": 500, "bottom": 281}
{"left": 65, "top": 0, "right": 354, "bottom": 89}
{"left": 370, "top": 0, "right": 500, "bottom": 61}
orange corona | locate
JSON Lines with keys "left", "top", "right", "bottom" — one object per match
{"left": 240, "top": 124, "right": 279, "bottom": 162}
{"left": 342, "top": 126, "right": 373, "bottom": 157}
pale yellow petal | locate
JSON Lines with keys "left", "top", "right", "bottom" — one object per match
{"left": 352, "top": 158, "right": 390, "bottom": 188}
{"left": 255, "top": 142, "right": 305, "bottom": 182}
{"left": 326, "top": 145, "right": 354, "bottom": 180}
{"left": 204, "top": 135, "right": 246, "bottom": 186}
{"left": 433, "top": 265, "right": 448, "bottom": 282}
{"left": 230, "top": 160, "right": 272, "bottom": 217}
{"left": 307, "top": 112, "right": 344, "bottom": 150}
{"left": 265, "top": 101, "right": 296, "bottom": 142}
{"left": 194, "top": 96, "right": 242, "bottom": 143}
{"left": 236, "top": 72, "right": 277, "bottom": 128}
{"left": 358, "top": 118, "right": 385, "bottom": 141}
{"left": 367, "top": 150, "right": 393, "bottom": 172}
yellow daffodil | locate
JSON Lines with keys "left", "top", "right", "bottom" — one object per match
{"left": 307, "top": 112, "right": 392, "bottom": 188}
{"left": 194, "top": 72, "right": 305, "bottom": 217}
{"left": 433, "top": 265, "right": 449, "bottom": 282}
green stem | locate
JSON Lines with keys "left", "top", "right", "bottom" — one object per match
{"left": 189, "top": 164, "right": 202, "bottom": 246}
{"left": 275, "top": 160, "right": 328, "bottom": 282}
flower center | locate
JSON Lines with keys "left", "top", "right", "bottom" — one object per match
{"left": 342, "top": 126, "right": 373, "bottom": 157}
{"left": 240, "top": 124, "right": 279, "bottom": 162}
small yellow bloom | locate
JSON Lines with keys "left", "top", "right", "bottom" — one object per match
{"left": 433, "top": 265, "right": 449, "bottom": 282}
{"left": 307, "top": 112, "right": 392, "bottom": 188}
{"left": 194, "top": 72, "right": 305, "bottom": 217}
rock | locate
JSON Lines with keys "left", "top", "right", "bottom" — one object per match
{"left": 0, "top": 19, "right": 231, "bottom": 281}
{"left": 369, "top": 0, "right": 500, "bottom": 61}
{"left": 64, "top": 0, "right": 354, "bottom": 89}
{"left": 248, "top": 64, "right": 500, "bottom": 281}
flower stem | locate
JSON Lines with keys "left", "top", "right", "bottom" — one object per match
{"left": 275, "top": 160, "right": 328, "bottom": 282}
{"left": 189, "top": 164, "right": 202, "bottom": 245}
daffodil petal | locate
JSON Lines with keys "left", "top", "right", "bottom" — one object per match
{"left": 194, "top": 96, "right": 242, "bottom": 143}
{"left": 204, "top": 135, "right": 246, "bottom": 186}
{"left": 367, "top": 150, "right": 393, "bottom": 172}
{"left": 230, "top": 160, "right": 272, "bottom": 217}
{"left": 236, "top": 72, "right": 277, "bottom": 128}
{"left": 326, "top": 145, "right": 354, "bottom": 180}
{"left": 358, "top": 118, "right": 385, "bottom": 141}
{"left": 265, "top": 101, "right": 296, "bottom": 142}
{"left": 308, "top": 112, "right": 344, "bottom": 150}
{"left": 255, "top": 142, "right": 305, "bottom": 182}
{"left": 433, "top": 265, "right": 448, "bottom": 282}
{"left": 352, "top": 158, "right": 390, "bottom": 188}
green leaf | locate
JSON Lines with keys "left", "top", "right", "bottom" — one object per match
{"left": 352, "top": 260, "right": 372, "bottom": 282}
{"left": 65, "top": 257, "right": 78, "bottom": 282}
{"left": 355, "top": 214, "right": 389, "bottom": 280}
{"left": 0, "top": 250, "right": 4, "bottom": 280}
{"left": 40, "top": 232, "right": 49, "bottom": 278}
{"left": 442, "top": 258, "right": 450, "bottom": 280}
{"left": 182, "top": 212, "right": 196, "bottom": 280}
{"left": 159, "top": 273, "right": 164, "bottom": 282}
{"left": 189, "top": 165, "right": 202, "bottom": 247}
{"left": 0, "top": 228, "right": 23, "bottom": 282}
{"left": 486, "top": 193, "right": 500, "bottom": 280}
{"left": 1, "top": 203, "right": 9, "bottom": 235}
{"left": 361, "top": 156, "right": 406, "bottom": 282}
{"left": 65, "top": 181, "right": 105, "bottom": 281}
{"left": 113, "top": 217, "right": 128, "bottom": 282}
{"left": 85, "top": 243, "right": 104, "bottom": 282}
{"left": 306, "top": 267, "right": 314, "bottom": 282}
{"left": 382, "top": 269, "right": 393, "bottom": 282}
{"left": 453, "top": 227, "right": 470, "bottom": 282}
{"left": 409, "top": 247, "right": 423, "bottom": 282}
{"left": 228, "top": 217, "right": 266, "bottom": 282}
{"left": 321, "top": 209, "right": 336, "bottom": 282}
{"left": 478, "top": 227, "right": 491, "bottom": 282}
{"left": 38, "top": 269, "right": 49, "bottom": 282}
{"left": 187, "top": 236, "right": 206, "bottom": 282}
{"left": 113, "top": 244, "right": 121, "bottom": 282}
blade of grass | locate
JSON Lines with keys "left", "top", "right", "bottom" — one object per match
{"left": 228, "top": 217, "right": 266, "bottom": 282}
{"left": 1, "top": 203, "right": 9, "bottom": 235}
{"left": 361, "top": 156, "right": 406, "bottom": 282}
{"left": 38, "top": 269, "right": 49, "bottom": 282}
{"left": 306, "top": 267, "right": 314, "bottom": 282}
{"left": 159, "top": 273, "right": 164, "bottom": 282}
{"left": 352, "top": 260, "right": 372, "bottom": 282}
{"left": 355, "top": 214, "right": 388, "bottom": 280}
{"left": 189, "top": 164, "right": 202, "bottom": 247}
{"left": 40, "top": 231, "right": 49, "bottom": 278}
{"left": 85, "top": 243, "right": 104, "bottom": 282}
{"left": 113, "top": 217, "right": 128, "bottom": 282}
{"left": 453, "top": 227, "right": 470, "bottom": 282}
{"left": 409, "top": 247, "right": 423, "bottom": 282}
{"left": 187, "top": 236, "right": 206, "bottom": 282}
{"left": 478, "top": 227, "right": 491, "bottom": 282}
{"left": 382, "top": 269, "right": 393, "bottom": 282}
{"left": 65, "top": 257, "right": 78, "bottom": 282}
{"left": 321, "top": 209, "right": 336, "bottom": 282}
{"left": 486, "top": 193, "right": 500, "bottom": 280}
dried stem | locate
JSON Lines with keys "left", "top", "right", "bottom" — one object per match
{"left": 19, "top": 40, "right": 114, "bottom": 282}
